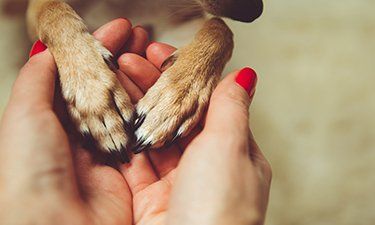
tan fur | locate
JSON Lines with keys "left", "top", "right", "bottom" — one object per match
{"left": 26, "top": 0, "right": 234, "bottom": 155}
{"left": 135, "top": 18, "right": 234, "bottom": 149}
{"left": 27, "top": 0, "right": 134, "bottom": 156}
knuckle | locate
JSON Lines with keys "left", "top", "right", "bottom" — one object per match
{"left": 261, "top": 159, "right": 273, "bottom": 183}
{"left": 118, "top": 53, "right": 137, "bottom": 65}
{"left": 24, "top": 56, "right": 39, "bottom": 68}
{"left": 20, "top": 55, "right": 56, "bottom": 77}
{"left": 212, "top": 84, "right": 250, "bottom": 110}
{"left": 18, "top": 59, "right": 37, "bottom": 78}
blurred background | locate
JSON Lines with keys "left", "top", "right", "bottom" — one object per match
{"left": 0, "top": 0, "right": 374, "bottom": 224}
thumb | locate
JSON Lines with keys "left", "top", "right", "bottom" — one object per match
{"left": 10, "top": 41, "right": 57, "bottom": 109}
{"left": 205, "top": 67, "right": 257, "bottom": 135}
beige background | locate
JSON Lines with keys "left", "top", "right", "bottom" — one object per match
{"left": 0, "top": 0, "right": 374, "bottom": 224}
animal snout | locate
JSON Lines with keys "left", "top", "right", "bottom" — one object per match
{"left": 226, "top": 0, "right": 264, "bottom": 22}
{"left": 199, "top": 0, "right": 264, "bottom": 23}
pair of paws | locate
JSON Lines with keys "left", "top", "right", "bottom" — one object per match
{"left": 61, "top": 29, "right": 212, "bottom": 163}
{"left": 57, "top": 18, "right": 233, "bottom": 163}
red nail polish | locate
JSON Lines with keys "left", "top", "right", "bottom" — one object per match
{"left": 235, "top": 67, "right": 258, "bottom": 96}
{"left": 29, "top": 40, "right": 47, "bottom": 58}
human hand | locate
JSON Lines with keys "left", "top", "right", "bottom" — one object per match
{"left": 0, "top": 18, "right": 271, "bottom": 225}
{"left": 0, "top": 18, "right": 150, "bottom": 225}
{"left": 116, "top": 43, "right": 272, "bottom": 225}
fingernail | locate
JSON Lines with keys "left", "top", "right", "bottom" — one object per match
{"left": 121, "top": 17, "right": 131, "bottom": 25}
{"left": 29, "top": 40, "right": 47, "bottom": 58}
{"left": 133, "top": 25, "right": 144, "bottom": 29}
{"left": 235, "top": 67, "right": 258, "bottom": 96}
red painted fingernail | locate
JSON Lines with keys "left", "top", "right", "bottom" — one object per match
{"left": 235, "top": 67, "right": 258, "bottom": 96}
{"left": 29, "top": 40, "right": 47, "bottom": 58}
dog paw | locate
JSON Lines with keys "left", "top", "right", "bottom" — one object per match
{"left": 132, "top": 52, "right": 219, "bottom": 153}
{"left": 133, "top": 50, "right": 220, "bottom": 153}
{"left": 132, "top": 18, "right": 234, "bottom": 153}
{"left": 56, "top": 34, "right": 133, "bottom": 162}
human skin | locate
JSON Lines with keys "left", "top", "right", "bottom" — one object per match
{"left": 0, "top": 19, "right": 271, "bottom": 225}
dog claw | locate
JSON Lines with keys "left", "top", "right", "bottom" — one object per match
{"left": 123, "top": 121, "right": 133, "bottom": 135}
{"left": 164, "top": 133, "right": 182, "bottom": 149}
{"left": 103, "top": 55, "right": 120, "bottom": 71}
{"left": 132, "top": 138, "right": 151, "bottom": 154}
{"left": 110, "top": 148, "right": 130, "bottom": 164}
{"left": 171, "top": 133, "right": 182, "bottom": 143}
{"left": 134, "top": 113, "right": 146, "bottom": 130}
{"left": 130, "top": 19, "right": 233, "bottom": 153}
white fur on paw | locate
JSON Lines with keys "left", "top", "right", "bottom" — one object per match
{"left": 133, "top": 70, "right": 218, "bottom": 153}
{"left": 68, "top": 84, "right": 133, "bottom": 162}
{"left": 57, "top": 33, "right": 134, "bottom": 162}
{"left": 132, "top": 18, "right": 233, "bottom": 153}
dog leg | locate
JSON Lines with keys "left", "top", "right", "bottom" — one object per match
{"left": 133, "top": 18, "right": 234, "bottom": 152}
{"left": 27, "top": 0, "right": 133, "bottom": 162}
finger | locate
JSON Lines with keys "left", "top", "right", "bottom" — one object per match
{"left": 93, "top": 19, "right": 145, "bottom": 103}
{"left": 116, "top": 70, "right": 144, "bottom": 103}
{"left": 119, "top": 153, "right": 159, "bottom": 195}
{"left": 93, "top": 18, "right": 133, "bottom": 55}
{"left": 9, "top": 50, "right": 57, "bottom": 110}
{"left": 205, "top": 68, "right": 257, "bottom": 136}
{"left": 118, "top": 53, "right": 161, "bottom": 93}
{"left": 120, "top": 25, "right": 149, "bottom": 55}
{"left": 118, "top": 42, "right": 176, "bottom": 95}
{"left": 146, "top": 42, "right": 177, "bottom": 70}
